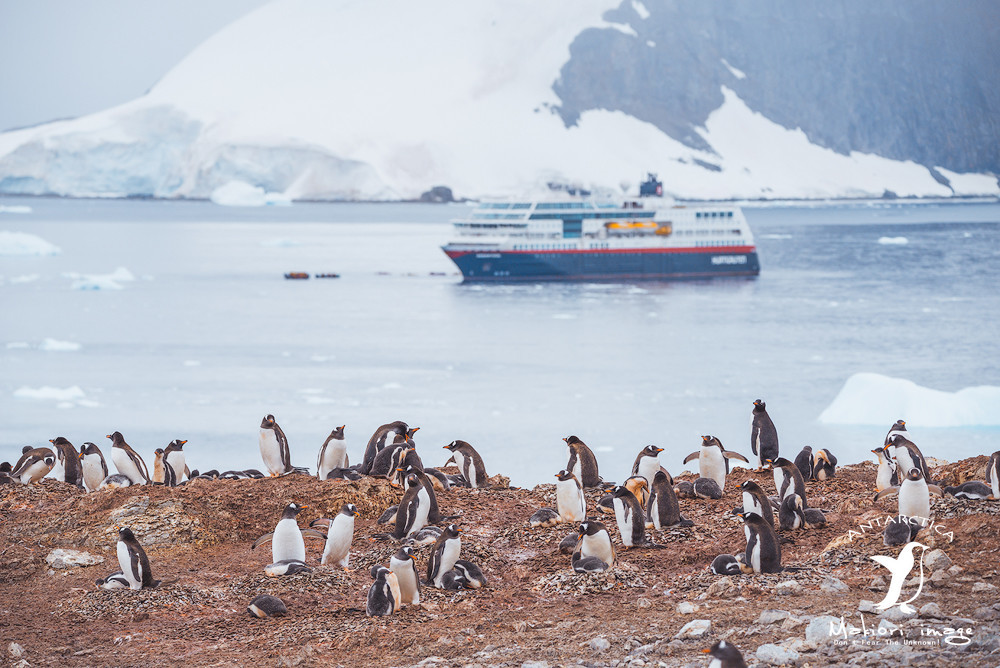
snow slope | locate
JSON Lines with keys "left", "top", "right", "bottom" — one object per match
{"left": 0, "top": 0, "right": 995, "bottom": 201}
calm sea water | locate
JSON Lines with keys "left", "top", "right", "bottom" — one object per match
{"left": 2, "top": 196, "right": 998, "bottom": 486}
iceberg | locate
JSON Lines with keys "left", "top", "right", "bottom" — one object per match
{"left": 39, "top": 338, "right": 82, "bottom": 352}
{"left": 14, "top": 385, "right": 87, "bottom": 402}
{"left": 0, "top": 231, "right": 61, "bottom": 256}
{"left": 878, "top": 237, "right": 909, "bottom": 245}
{"left": 64, "top": 266, "right": 136, "bottom": 290}
{"left": 818, "top": 372, "right": 1000, "bottom": 427}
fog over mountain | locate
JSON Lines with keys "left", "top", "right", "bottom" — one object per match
{"left": 0, "top": 0, "right": 996, "bottom": 201}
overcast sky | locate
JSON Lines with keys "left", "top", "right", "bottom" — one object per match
{"left": 0, "top": 0, "right": 268, "bottom": 132}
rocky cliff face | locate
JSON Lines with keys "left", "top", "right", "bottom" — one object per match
{"left": 556, "top": 0, "right": 1000, "bottom": 175}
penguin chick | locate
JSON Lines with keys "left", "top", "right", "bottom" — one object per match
{"left": 883, "top": 515, "right": 922, "bottom": 547}
{"left": 440, "top": 569, "right": 468, "bottom": 590}
{"left": 778, "top": 494, "right": 807, "bottom": 531}
{"left": 390, "top": 546, "right": 421, "bottom": 605}
{"left": 558, "top": 532, "right": 580, "bottom": 554}
{"left": 247, "top": 594, "right": 287, "bottom": 618}
{"left": 674, "top": 480, "right": 696, "bottom": 498}
{"left": 793, "top": 445, "right": 813, "bottom": 481}
{"left": 710, "top": 554, "right": 742, "bottom": 576}
{"left": 98, "top": 473, "right": 133, "bottom": 490}
{"left": 264, "top": 559, "right": 312, "bottom": 577}
{"left": 811, "top": 448, "right": 837, "bottom": 481}
{"left": 529, "top": 507, "right": 560, "bottom": 528}
{"left": 572, "top": 555, "right": 609, "bottom": 573}
{"left": 943, "top": 481, "right": 993, "bottom": 499}
{"left": 692, "top": 477, "right": 723, "bottom": 500}
{"left": 452, "top": 560, "right": 486, "bottom": 589}
{"left": 803, "top": 507, "right": 827, "bottom": 528}
{"left": 366, "top": 565, "right": 400, "bottom": 616}
{"left": 402, "top": 526, "right": 443, "bottom": 548}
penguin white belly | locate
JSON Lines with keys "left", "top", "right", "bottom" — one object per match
{"left": 82, "top": 458, "right": 104, "bottom": 492}
{"left": 892, "top": 447, "right": 918, "bottom": 475}
{"left": 636, "top": 458, "right": 659, "bottom": 488}
{"left": 569, "top": 448, "right": 582, "bottom": 482}
{"left": 991, "top": 464, "right": 1000, "bottom": 499}
{"left": 700, "top": 448, "right": 727, "bottom": 490}
{"left": 111, "top": 448, "right": 145, "bottom": 484}
{"left": 407, "top": 488, "right": 431, "bottom": 537}
{"left": 272, "top": 519, "right": 306, "bottom": 563}
{"left": 434, "top": 540, "right": 462, "bottom": 586}
{"left": 318, "top": 442, "right": 347, "bottom": 478}
{"left": 612, "top": 498, "right": 633, "bottom": 546}
{"left": 117, "top": 541, "right": 142, "bottom": 590}
{"left": 581, "top": 533, "right": 614, "bottom": 565}
{"left": 49, "top": 457, "right": 66, "bottom": 482}
{"left": 165, "top": 452, "right": 186, "bottom": 483}
{"left": 18, "top": 460, "right": 48, "bottom": 484}
{"left": 392, "top": 563, "right": 419, "bottom": 605}
{"left": 772, "top": 467, "right": 788, "bottom": 500}
{"left": 748, "top": 536, "right": 762, "bottom": 573}
{"left": 259, "top": 429, "right": 286, "bottom": 475}
{"left": 743, "top": 491, "right": 763, "bottom": 517}
{"left": 876, "top": 459, "right": 895, "bottom": 492}
{"left": 649, "top": 496, "right": 662, "bottom": 530}
{"left": 556, "top": 481, "right": 585, "bottom": 522}
{"left": 321, "top": 516, "right": 354, "bottom": 567}
{"left": 452, "top": 450, "right": 468, "bottom": 477}
{"left": 386, "top": 571, "right": 402, "bottom": 612}
{"left": 898, "top": 482, "right": 930, "bottom": 521}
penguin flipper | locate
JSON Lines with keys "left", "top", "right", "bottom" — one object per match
{"left": 874, "top": 487, "right": 899, "bottom": 502}
{"left": 309, "top": 517, "right": 333, "bottom": 529}
{"left": 682, "top": 451, "right": 700, "bottom": 465}
{"left": 927, "top": 484, "right": 945, "bottom": 497}
{"left": 251, "top": 532, "right": 274, "bottom": 550}
{"left": 300, "top": 528, "right": 328, "bottom": 542}
{"left": 724, "top": 451, "right": 750, "bottom": 463}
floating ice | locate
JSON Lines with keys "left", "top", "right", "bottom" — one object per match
{"left": 0, "top": 205, "right": 32, "bottom": 214}
{"left": 0, "top": 231, "right": 61, "bottom": 255}
{"left": 39, "top": 338, "right": 81, "bottom": 351}
{"left": 210, "top": 180, "right": 290, "bottom": 207}
{"left": 14, "top": 385, "right": 87, "bottom": 402}
{"left": 64, "top": 266, "right": 136, "bottom": 290}
{"left": 878, "top": 236, "right": 909, "bottom": 245}
{"left": 819, "top": 372, "right": 1000, "bottom": 427}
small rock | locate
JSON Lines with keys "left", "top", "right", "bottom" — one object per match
{"left": 521, "top": 662, "right": 550, "bottom": 668}
{"left": 947, "top": 565, "right": 964, "bottom": 576}
{"left": 780, "top": 616, "right": 806, "bottom": 631}
{"left": 585, "top": 637, "right": 610, "bottom": 652}
{"left": 877, "top": 619, "right": 899, "bottom": 636}
{"left": 805, "top": 615, "right": 849, "bottom": 643}
{"left": 919, "top": 602, "right": 943, "bottom": 618}
{"left": 757, "top": 609, "right": 790, "bottom": 625}
{"left": 775, "top": 581, "right": 802, "bottom": 595}
{"left": 820, "top": 576, "right": 849, "bottom": 595}
{"left": 972, "top": 582, "right": 997, "bottom": 594}
{"left": 674, "top": 619, "right": 711, "bottom": 639}
{"left": 869, "top": 575, "right": 886, "bottom": 589}
{"left": 973, "top": 607, "right": 997, "bottom": 620}
{"left": 676, "top": 602, "right": 698, "bottom": 615}
{"left": 706, "top": 578, "right": 739, "bottom": 598}
{"left": 9, "top": 643, "right": 26, "bottom": 659}
{"left": 636, "top": 597, "right": 652, "bottom": 609}
{"left": 879, "top": 606, "right": 917, "bottom": 622}
{"left": 929, "top": 570, "right": 951, "bottom": 587}
{"left": 858, "top": 600, "right": 878, "bottom": 613}
{"left": 756, "top": 643, "right": 799, "bottom": 666}
{"left": 923, "top": 549, "right": 952, "bottom": 572}
{"left": 45, "top": 548, "right": 105, "bottom": 570}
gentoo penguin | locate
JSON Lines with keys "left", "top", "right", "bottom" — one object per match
{"left": 370, "top": 438, "right": 410, "bottom": 477}
{"left": 987, "top": 450, "right": 1000, "bottom": 500}
{"left": 259, "top": 414, "right": 292, "bottom": 477}
{"left": 793, "top": 445, "right": 813, "bottom": 482}
{"left": 573, "top": 520, "right": 616, "bottom": 569}
{"left": 631, "top": 445, "right": 665, "bottom": 489}
{"left": 152, "top": 448, "right": 166, "bottom": 484}
{"left": 811, "top": 448, "right": 837, "bottom": 481}
{"left": 452, "top": 560, "right": 486, "bottom": 589}
{"left": 529, "top": 507, "right": 560, "bottom": 528}
{"left": 366, "top": 565, "right": 400, "bottom": 616}
{"left": 884, "top": 434, "right": 931, "bottom": 482}
{"left": 599, "top": 475, "right": 650, "bottom": 513}
{"left": 49, "top": 437, "right": 83, "bottom": 486}
{"left": 441, "top": 569, "right": 469, "bottom": 589}
{"left": 393, "top": 473, "right": 432, "bottom": 539}
{"left": 316, "top": 425, "right": 348, "bottom": 480}
{"left": 427, "top": 524, "right": 462, "bottom": 588}
{"left": 883, "top": 515, "right": 922, "bottom": 547}
{"left": 737, "top": 480, "right": 775, "bottom": 528}
{"left": 692, "top": 477, "right": 724, "bottom": 500}
{"left": 443, "top": 440, "right": 488, "bottom": 489}
{"left": 312, "top": 503, "right": 358, "bottom": 568}
{"left": 572, "top": 555, "right": 610, "bottom": 573}
{"left": 247, "top": 594, "right": 287, "bottom": 618}
{"left": 647, "top": 470, "right": 693, "bottom": 529}
{"left": 740, "top": 511, "right": 782, "bottom": 573}
{"left": 562, "top": 435, "right": 605, "bottom": 488}
{"left": 162, "top": 439, "right": 188, "bottom": 486}
{"left": 390, "top": 546, "right": 421, "bottom": 605}
{"left": 361, "top": 421, "right": 408, "bottom": 475}
{"left": 402, "top": 526, "right": 442, "bottom": 548}
{"left": 768, "top": 457, "right": 808, "bottom": 507}
{"left": 704, "top": 640, "right": 748, "bottom": 668}
{"left": 11, "top": 448, "right": 55, "bottom": 484}
{"left": 710, "top": 554, "right": 743, "bottom": 576}
{"left": 943, "top": 480, "right": 993, "bottom": 499}
{"left": 872, "top": 446, "right": 899, "bottom": 492}
{"left": 682, "top": 435, "right": 749, "bottom": 492}
{"left": 612, "top": 485, "right": 650, "bottom": 547}
{"left": 98, "top": 473, "right": 133, "bottom": 490}
{"left": 778, "top": 493, "right": 807, "bottom": 531}
{"left": 106, "top": 431, "right": 149, "bottom": 484}
{"left": 674, "top": 480, "right": 696, "bottom": 498}
{"left": 80, "top": 441, "right": 108, "bottom": 492}
{"left": 252, "top": 503, "right": 326, "bottom": 565}
{"left": 325, "top": 467, "right": 362, "bottom": 481}
{"left": 400, "top": 464, "right": 451, "bottom": 524}
{"left": 116, "top": 527, "right": 159, "bottom": 590}
{"left": 555, "top": 470, "right": 587, "bottom": 523}
{"left": 884, "top": 419, "right": 908, "bottom": 445}
{"left": 264, "top": 560, "right": 311, "bottom": 577}
{"left": 750, "top": 399, "right": 780, "bottom": 470}
{"left": 804, "top": 505, "right": 827, "bottom": 528}
{"left": 95, "top": 572, "right": 131, "bottom": 590}
{"left": 875, "top": 468, "right": 943, "bottom": 522}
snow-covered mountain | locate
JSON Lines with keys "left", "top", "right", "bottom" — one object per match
{"left": 0, "top": 0, "right": 997, "bottom": 201}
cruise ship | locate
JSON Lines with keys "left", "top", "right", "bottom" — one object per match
{"left": 441, "top": 177, "right": 760, "bottom": 282}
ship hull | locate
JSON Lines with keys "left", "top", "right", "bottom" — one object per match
{"left": 442, "top": 246, "right": 760, "bottom": 282}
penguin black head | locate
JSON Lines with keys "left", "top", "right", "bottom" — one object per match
{"left": 578, "top": 520, "right": 606, "bottom": 537}
{"left": 0, "top": 462, "right": 10, "bottom": 473}
{"left": 401, "top": 546, "right": 415, "bottom": 560}
{"left": 154, "top": 448, "right": 164, "bottom": 456}
{"left": 642, "top": 445, "right": 663, "bottom": 456}
{"left": 169, "top": 439, "right": 187, "bottom": 449}
{"left": 769, "top": 457, "right": 793, "bottom": 468}
{"left": 701, "top": 435, "right": 723, "bottom": 449}
{"left": 370, "top": 564, "right": 390, "bottom": 579}
{"left": 330, "top": 426, "right": 345, "bottom": 439}
{"left": 50, "top": 436, "right": 72, "bottom": 447}
{"left": 22, "top": 445, "right": 32, "bottom": 454}
{"left": 652, "top": 470, "right": 669, "bottom": 484}
{"left": 444, "top": 439, "right": 470, "bottom": 452}
{"left": 753, "top": 399, "right": 765, "bottom": 409}
{"left": 740, "top": 480, "right": 763, "bottom": 493}
{"left": 117, "top": 527, "right": 137, "bottom": 541}
{"left": 905, "top": 468, "right": 924, "bottom": 482}
{"left": 871, "top": 447, "right": 885, "bottom": 456}
{"left": 737, "top": 510, "right": 764, "bottom": 524}
{"left": 704, "top": 639, "right": 746, "bottom": 666}
{"left": 43, "top": 455, "right": 55, "bottom": 468}
{"left": 260, "top": 415, "right": 276, "bottom": 428}
{"left": 340, "top": 503, "right": 358, "bottom": 517}
{"left": 443, "top": 524, "right": 462, "bottom": 538}
{"left": 106, "top": 431, "right": 125, "bottom": 444}
{"left": 555, "top": 470, "right": 575, "bottom": 482}
{"left": 282, "top": 502, "right": 305, "bottom": 518}
{"left": 404, "top": 472, "right": 420, "bottom": 487}
{"left": 80, "top": 442, "right": 98, "bottom": 455}
{"left": 563, "top": 435, "right": 583, "bottom": 445}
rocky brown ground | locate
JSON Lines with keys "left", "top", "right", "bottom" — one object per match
{"left": 1, "top": 457, "right": 999, "bottom": 667}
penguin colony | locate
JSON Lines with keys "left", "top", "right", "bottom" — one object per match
{"left": 4, "top": 402, "right": 998, "bottom": 624}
